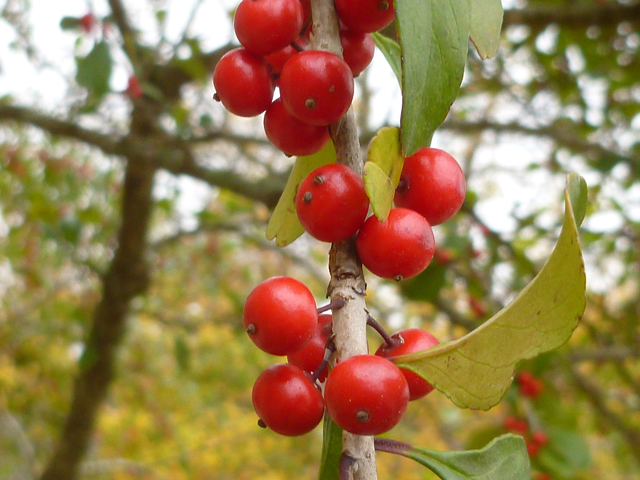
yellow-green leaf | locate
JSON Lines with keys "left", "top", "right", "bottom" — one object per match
{"left": 363, "top": 127, "right": 404, "bottom": 221}
{"left": 265, "top": 142, "right": 336, "bottom": 247}
{"left": 395, "top": 174, "right": 588, "bottom": 410}
{"left": 469, "top": 0, "right": 503, "bottom": 60}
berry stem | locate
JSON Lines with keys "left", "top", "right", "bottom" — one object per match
{"left": 339, "top": 453, "right": 357, "bottom": 480}
{"left": 373, "top": 438, "right": 412, "bottom": 456}
{"left": 366, "top": 315, "right": 398, "bottom": 349}
{"left": 310, "top": 336, "right": 336, "bottom": 383}
{"left": 317, "top": 297, "right": 345, "bottom": 314}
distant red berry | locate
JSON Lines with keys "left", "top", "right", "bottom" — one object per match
{"left": 340, "top": 30, "right": 375, "bottom": 76}
{"left": 375, "top": 329, "right": 440, "bottom": 400}
{"left": 243, "top": 276, "right": 317, "bottom": 356}
{"left": 531, "top": 430, "right": 549, "bottom": 447}
{"left": 126, "top": 75, "right": 143, "bottom": 100}
{"left": 80, "top": 13, "right": 95, "bottom": 33}
{"left": 517, "top": 371, "right": 544, "bottom": 399}
{"left": 295, "top": 163, "right": 370, "bottom": 242}
{"left": 234, "top": 0, "right": 304, "bottom": 55}
{"left": 213, "top": 48, "right": 274, "bottom": 117}
{"left": 334, "top": 0, "right": 395, "bottom": 33}
{"left": 287, "top": 314, "right": 332, "bottom": 382}
{"left": 264, "top": 98, "right": 330, "bottom": 156}
{"left": 504, "top": 416, "right": 529, "bottom": 435}
{"left": 527, "top": 441, "right": 541, "bottom": 458}
{"left": 356, "top": 208, "right": 435, "bottom": 281}
{"left": 395, "top": 147, "right": 466, "bottom": 226}
{"left": 279, "top": 50, "right": 354, "bottom": 126}
{"left": 252, "top": 363, "right": 324, "bottom": 436}
{"left": 325, "top": 355, "right": 409, "bottom": 435}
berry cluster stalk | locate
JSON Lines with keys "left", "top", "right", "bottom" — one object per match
{"left": 308, "top": 0, "right": 377, "bottom": 479}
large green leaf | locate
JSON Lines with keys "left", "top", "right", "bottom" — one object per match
{"left": 469, "top": 0, "right": 503, "bottom": 60}
{"left": 75, "top": 40, "right": 112, "bottom": 97}
{"left": 363, "top": 126, "right": 404, "bottom": 221}
{"left": 265, "top": 142, "right": 335, "bottom": 247}
{"left": 396, "top": 0, "right": 470, "bottom": 155}
{"left": 371, "top": 32, "right": 402, "bottom": 87}
{"left": 395, "top": 174, "right": 588, "bottom": 410}
{"left": 400, "top": 435, "right": 530, "bottom": 480}
{"left": 317, "top": 415, "right": 343, "bottom": 480}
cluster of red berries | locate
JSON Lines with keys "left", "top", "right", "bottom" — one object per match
{"left": 213, "top": 0, "right": 388, "bottom": 156}
{"left": 244, "top": 276, "right": 440, "bottom": 436}
{"left": 295, "top": 147, "right": 465, "bottom": 281}
{"left": 504, "top": 415, "right": 549, "bottom": 458}
{"left": 516, "top": 370, "right": 544, "bottom": 399}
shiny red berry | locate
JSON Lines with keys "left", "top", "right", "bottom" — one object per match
{"left": 375, "top": 329, "right": 440, "bottom": 400}
{"left": 243, "top": 276, "right": 317, "bottom": 356}
{"left": 394, "top": 147, "right": 466, "bottom": 226}
{"left": 252, "top": 363, "right": 324, "bottom": 436}
{"left": 287, "top": 314, "right": 332, "bottom": 382}
{"left": 340, "top": 30, "right": 375, "bottom": 76}
{"left": 213, "top": 48, "right": 274, "bottom": 117}
{"left": 356, "top": 208, "right": 435, "bottom": 281}
{"left": 234, "top": 0, "right": 304, "bottom": 55}
{"left": 264, "top": 98, "right": 330, "bottom": 156}
{"left": 295, "top": 163, "right": 370, "bottom": 242}
{"left": 334, "top": 0, "right": 395, "bottom": 33}
{"left": 280, "top": 50, "right": 354, "bottom": 126}
{"left": 325, "top": 355, "right": 409, "bottom": 435}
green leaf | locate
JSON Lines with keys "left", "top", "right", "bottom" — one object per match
{"left": 403, "top": 435, "right": 530, "bottom": 480}
{"left": 397, "top": 0, "right": 470, "bottom": 155}
{"left": 75, "top": 40, "right": 112, "bottom": 97}
{"left": 265, "top": 142, "right": 336, "bottom": 247}
{"left": 371, "top": 32, "right": 402, "bottom": 87}
{"left": 60, "top": 16, "right": 82, "bottom": 30}
{"left": 318, "top": 415, "right": 342, "bottom": 480}
{"left": 469, "top": 0, "right": 503, "bottom": 60}
{"left": 174, "top": 336, "right": 190, "bottom": 373}
{"left": 363, "top": 127, "right": 404, "bottom": 221}
{"left": 395, "top": 174, "right": 588, "bottom": 410}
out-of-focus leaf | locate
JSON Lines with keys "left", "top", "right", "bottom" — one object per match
{"left": 394, "top": 174, "right": 588, "bottom": 410}
{"left": 537, "top": 427, "right": 591, "bottom": 478}
{"left": 76, "top": 40, "right": 112, "bottom": 97}
{"left": 363, "top": 126, "right": 404, "bottom": 221}
{"left": 266, "top": 142, "right": 336, "bottom": 247}
{"left": 469, "top": 0, "right": 503, "bottom": 60}
{"left": 397, "top": 0, "right": 470, "bottom": 154}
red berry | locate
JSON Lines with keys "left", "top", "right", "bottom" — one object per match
{"left": 334, "top": 0, "right": 395, "bottom": 33}
{"left": 517, "top": 371, "right": 544, "bottom": 399}
{"left": 80, "top": 13, "right": 95, "bottom": 33}
{"left": 126, "top": 75, "right": 143, "bottom": 100}
{"left": 265, "top": 40, "right": 307, "bottom": 77}
{"left": 213, "top": 48, "right": 274, "bottom": 117}
{"left": 295, "top": 164, "right": 369, "bottom": 242}
{"left": 234, "top": 0, "right": 304, "bottom": 55}
{"left": 356, "top": 208, "right": 435, "bottom": 281}
{"left": 531, "top": 430, "right": 549, "bottom": 447}
{"left": 504, "top": 416, "right": 529, "bottom": 435}
{"left": 280, "top": 50, "right": 354, "bottom": 126}
{"left": 325, "top": 355, "right": 409, "bottom": 435}
{"left": 394, "top": 147, "right": 466, "bottom": 226}
{"left": 264, "top": 98, "right": 330, "bottom": 156}
{"left": 526, "top": 441, "right": 541, "bottom": 458}
{"left": 375, "top": 329, "right": 439, "bottom": 400}
{"left": 287, "top": 314, "right": 332, "bottom": 382}
{"left": 252, "top": 363, "right": 324, "bottom": 436}
{"left": 340, "top": 30, "right": 375, "bottom": 76}
{"left": 243, "top": 276, "right": 317, "bottom": 356}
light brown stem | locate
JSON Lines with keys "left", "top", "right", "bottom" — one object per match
{"left": 308, "top": 0, "right": 377, "bottom": 479}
